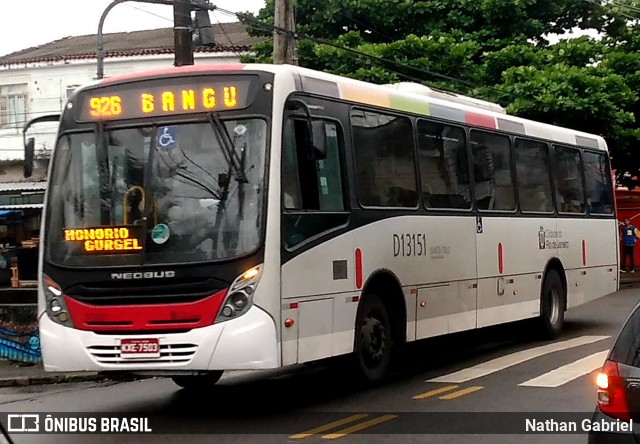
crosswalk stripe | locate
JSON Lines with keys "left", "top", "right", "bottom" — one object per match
{"left": 426, "top": 335, "right": 610, "bottom": 383}
{"left": 518, "top": 350, "right": 609, "bottom": 388}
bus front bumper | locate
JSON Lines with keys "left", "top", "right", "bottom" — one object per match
{"left": 38, "top": 305, "right": 279, "bottom": 373}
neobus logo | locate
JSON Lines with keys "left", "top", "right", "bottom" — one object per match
{"left": 110, "top": 271, "right": 176, "bottom": 280}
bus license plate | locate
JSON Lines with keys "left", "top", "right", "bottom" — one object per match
{"left": 120, "top": 338, "right": 160, "bottom": 358}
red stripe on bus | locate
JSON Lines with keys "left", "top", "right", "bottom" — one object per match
{"left": 583, "top": 240, "right": 587, "bottom": 266}
{"left": 498, "top": 243, "right": 504, "bottom": 274}
{"left": 355, "top": 248, "right": 363, "bottom": 289}
{"left": 64, "top": 289, "right": 227, "bottom": 332}
{"left": 465, "top": 111, "right": 497, "bottom": 129}
{"left": 99, "top": 64, "right": 246, "bottom": 84}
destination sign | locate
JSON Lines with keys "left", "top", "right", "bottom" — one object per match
{"left": 63, "top": 226, "right": 145, "bottom": 254}
{"left": 75, "top": 76, "right": 255, "bottom": 121}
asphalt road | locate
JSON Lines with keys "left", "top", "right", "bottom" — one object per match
{"left": 1, "top": 285, "right": 639, "bottom": 444}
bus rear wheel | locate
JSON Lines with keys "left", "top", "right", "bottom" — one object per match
{"left": 171, "top": 371, "right": 223, "bottom": 390}
{"left": 537, "top": 269, "right": 565, "bottom": 340}
{"left": 353, "top": 294, "right": 392, "bottom": 383}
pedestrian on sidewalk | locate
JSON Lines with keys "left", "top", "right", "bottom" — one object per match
{"left": 621, "top": 218, "right": 640, "bottom": 273}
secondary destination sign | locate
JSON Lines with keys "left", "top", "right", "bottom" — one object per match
{"left": 63, "top": 226, "right": 145, "bottom": 254}
{"left": 75, "top": 76, "right": 255, "bottom": 121}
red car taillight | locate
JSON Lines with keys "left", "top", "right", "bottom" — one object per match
{"left": 596, "top": 359, "right": 631, "bottom": 421}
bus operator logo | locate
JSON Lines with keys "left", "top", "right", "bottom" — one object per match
{"left": 110, "top": 271, "right": 176, "bottom": 280}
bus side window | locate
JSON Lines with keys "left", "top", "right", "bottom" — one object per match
{"left": 514, "top": 138, "right": 554, "bottom": 213}
{"left": 583, "top": 151, "right": 614, "bottom": 215}
{"left": 282, "top": 116, "right": 348, "bottom": 249}
{"left": 552, "top": 145, "right": 586, "bottom": 214}
{"left": 282, "top": 119, "right": 303, "bottom": 209}
{"left": 351, "top": 109, "right": 418, "bottom": 208}
{"left": 283, "top": 118, "right": 345, "bottom": 211}
{"left": 470, "top": 130, "right": 515, "bottom": 211}
{"left": 416, "top": 120, "right": 470, "bottom": 210}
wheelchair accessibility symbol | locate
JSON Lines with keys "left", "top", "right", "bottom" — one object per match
{"left": 157, "top": 126, "right": 177, "bottom": 149}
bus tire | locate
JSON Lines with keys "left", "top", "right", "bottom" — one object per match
{"left": 353, "top": 294, "right": 392, "bottom": 383}
{"left": 538, "top": 269, "right": 565, "bottom": 340}
{"left": 171, "top": 371, "right": 223, "bottom": 390}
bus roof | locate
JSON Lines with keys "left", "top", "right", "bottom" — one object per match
{"left": 93, "top": 63, "right": 607, "bottom": 151}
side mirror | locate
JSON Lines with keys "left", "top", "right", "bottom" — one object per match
{"left": 22, "top": 113, "right": 61, "bottom": 178}
{"left": 24, "top": 138, "right": 35, "bottom": 178}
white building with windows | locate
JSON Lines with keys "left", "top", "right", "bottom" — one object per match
{"left": 0, "top": 23, "right": 259, "bottom": 162}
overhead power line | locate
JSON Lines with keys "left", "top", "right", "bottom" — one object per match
{"left": 584, "top": 0, "right": 640, "bottom": 21}
{"left": 213, "top": 8, "right": 485, "bottom": 88}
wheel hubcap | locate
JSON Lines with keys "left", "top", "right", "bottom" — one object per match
{"left": 547, "top": 286, "right": 560, "bottom": 327}
{"left": 360, "top": 316, "right": 386, "bottom": 368}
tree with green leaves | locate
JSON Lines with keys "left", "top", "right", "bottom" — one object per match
{"left": 240, "top": 0, "right": 640, "bottom": 178}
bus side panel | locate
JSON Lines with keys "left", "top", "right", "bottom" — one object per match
{"left": 352, "top": 216, "right": 478, "bottom": 341}
{"left": 556, "top": 218, "right": 618, "bottom": 308}
{"left": 281, "top": 232, "right": 357, "bottom": 364}
{"left": 280, "top": 213, "right": 479, "bottom": 364}
{"left": 476, "top": 217, "right": 557, "bottom": 328}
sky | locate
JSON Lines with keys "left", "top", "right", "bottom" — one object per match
{"left": 0, "top": 0, "right": 266, "bottom": 57}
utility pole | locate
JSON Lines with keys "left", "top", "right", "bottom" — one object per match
{"left": 174, "top": 0, "right": 194, "bottom": 66}
{"left": 273, "top": 0, "right": 297, "bottom": 64}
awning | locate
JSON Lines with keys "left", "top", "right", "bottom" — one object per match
{"left": 0, "top": 204, "right": 43, "bottom": 210}
{"left": 0, "top": 182, "right": 47, "bottom": 193}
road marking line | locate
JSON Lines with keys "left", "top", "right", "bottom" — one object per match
{"left": 413, "top": 385, "right": 459, "bottom": 399}
{"left": 438, "top": 386, "right": 484, "bottom": 400}
{"left": 519, "top": 350, "right": 609, "bottom": 388}
{"left": 289, "top": 414, "right": 368, "bottom": 439}
{"left": 322, "top": 415, "right": 398, "bottom": 440}
{"left": 426, "top": 335, "right": 610, "bottom": 383}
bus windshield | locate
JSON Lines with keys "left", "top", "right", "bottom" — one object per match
{"left": 45, "top": 118, "right": 267, "bottom": 268}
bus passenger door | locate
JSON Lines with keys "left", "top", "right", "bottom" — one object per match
{"left": 279, "top": 100, "right": 353, "bottom": 366}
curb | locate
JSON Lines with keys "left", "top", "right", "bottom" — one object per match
{"left": 0, "top": 373, "right": 107, "bottom": 388}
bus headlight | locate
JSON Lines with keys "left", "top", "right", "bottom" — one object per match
{"left": 216, "top": 265, "right": 262, "bottom": 323}
{"left": 42, "top": 274, "right": 73, "bottom": 327}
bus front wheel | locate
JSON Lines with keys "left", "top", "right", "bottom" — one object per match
{"left": 353, "top": 294, "right": 392, "bottom": 383}
{"left": 171, "top": 371, "right": 223, "bottom": 390}
{"left": 538, "top": 269, "right": 565, "bottom": 339}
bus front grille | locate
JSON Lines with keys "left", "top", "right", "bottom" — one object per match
{"left": 86, "top": 343, "right": 197, "bottom": 365}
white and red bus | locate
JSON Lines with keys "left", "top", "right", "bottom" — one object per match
{"left": 24, "top": 63, "right": 618, "bottom": 388}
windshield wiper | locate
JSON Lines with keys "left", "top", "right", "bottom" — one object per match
{"left": 207, "top": 112, "right": 248, "bottom": 183}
